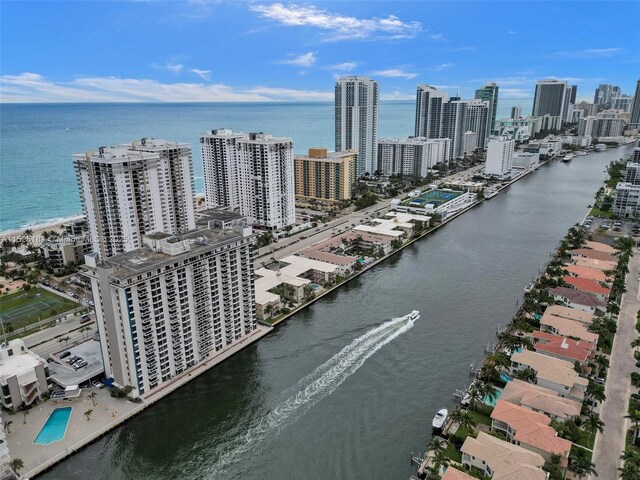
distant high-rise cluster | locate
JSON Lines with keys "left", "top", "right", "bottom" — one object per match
{"left": 631, "top": 79, "right": 640, "bottom": 128}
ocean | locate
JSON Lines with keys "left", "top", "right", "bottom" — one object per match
{"left": 0, "top": 100, "right": 531, "bottom": 232}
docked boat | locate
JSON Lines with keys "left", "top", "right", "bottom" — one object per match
{"left": 595, "top": 143, "right": 607, "bottom": 152}
{"left": 432, "top": 408, "right": 448, "bottom": 430}
{"left": 577, "top": 151, "right": 587, "bottom": 156}
{"left": 561, "top": 154, "right": 574, "bottom": 162}
{"left": 524, "top": 283, "right": 534, "bottom": 293}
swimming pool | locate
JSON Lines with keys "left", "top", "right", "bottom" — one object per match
{"left": 34, "top": 407, "right": 72, "bottom": 445}
{"left": 483, "top": 387, "right": 503, "bottom": 408}
{"left": 500, "top": 373, "right": 514, "bottom": 383}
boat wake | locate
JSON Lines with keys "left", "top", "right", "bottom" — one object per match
{"left": 208, "top": 311, "right": 418, "bottom": 476}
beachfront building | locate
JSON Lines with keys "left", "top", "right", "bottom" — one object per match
{"left": 475, "top": 83, "right": 500, "bottom": 140}
{"left": 460, "top": 432, "right": 547, "bottom": 480}
{"left": 38, "top": 235, "right": 93, "bottom": 273}
{"left": 294, "top": 148, "right": 357, "bottom": 207}
{"left": 0, "top": 340, "right": 50, "bottom": 412}
{"left": 510, "top": 350, "right": 588, "bottom": 401}
{"left": 73, "top": 138, "right": 196, "bottom": 259}
{"left": 83, "top": 223, "right": 257, "bottom": 397}
{"left": 335, "top": 76, "right": 379, "bottom": 176}
{"left": 201, "top": 130, "right": 295, "bottom": 230}
{"left": 549, "top": 287, "right": 607, "bottom": 314}
{"left": 500, "top": 378, "right": 582, "bottom": 422}
{"left": 530, "top": 331, "right": 596, "bottom": 366}
{"left": 391, "top": 188, "right": 476, "bottom": 220}
{"left": 490, "top": 400, "right": 572, "bottom": 463}
{"left": 414, "top": 84, "right": 448, "bottom": 139}
{"left": 484, "top": 137, "right": 515, "bottom": 178}
{"left": 377, "top": 137, "right": 450, "bottom": 177}
{"left": 532, "top": 79, "right": 568, "bottom": 120}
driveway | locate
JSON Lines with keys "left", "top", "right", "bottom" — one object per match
{"left": 592, "top": 247, "right": 640, "bottom": 478}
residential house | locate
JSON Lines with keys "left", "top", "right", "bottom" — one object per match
{"left": 501, "top": 379, "right": 582, "bottom": 422}
{"left": 561, "top": 276, "right": 610, "bottom": 301}
{"left": 584, "top": 241, "right": 618, "bottom": 254}
{"left": 539, "top": 315, "right": 598, "bottom": 343}
{"left": 441, "top": 467, "right": 476, "bottom": 480}
{"left": 549, "top": 287, "right": 606, "bottom": 314}
{"left": 569, "top": 248, "right": 617, "bottom": 263}
{"left": 573, "top": 258, "right": 616, "bottom": 272}
{"left": 563, "top": 265, "right": 612, "bottom": 285}
{"left": 541, "top": 305, "right": 594, "bottom": 327}
{"left": 530, "top": 331, "right": 595, "bottom": 366}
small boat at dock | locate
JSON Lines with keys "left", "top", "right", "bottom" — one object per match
{"left": 524, "top": 283, "right": 534, "bottom": 293}
{"left": 432, "top": 408, "right": 448, "bottom": 430}
{"left": 595, "top": 143, "right": 607, "bottom": 152}
{"left": 561, "top": 154, "right": 574, "bottom": 162}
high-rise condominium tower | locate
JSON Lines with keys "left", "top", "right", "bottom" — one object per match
{"left": 335, "top": 76, "right": 379, "bottom": 176}
{"left": 415, "top": 84, "right": 449, "bottom": 138}
{"left": 73, "top": 138, "right": 195, "bottom": 259}
{"left": 474, "top": 83, "right": 499, "bottom": 139}
{"left": 201, "top": 130, "right": 296, "bottom": 230}
{"left": 630, "top": 79, "right": 640, "bottom": 128}
{"left": 532, "top": 80, "right": 567, "bottom": 118}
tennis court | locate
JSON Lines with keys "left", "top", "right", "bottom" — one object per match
{"left": 402, "top": 189, "right": 463, "bottom": 208}
{"left": 0, "top": 287, "right": 77, "bottom": 325}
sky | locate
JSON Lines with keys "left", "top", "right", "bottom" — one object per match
{"left": 1, "top": 0, "right": 639, "bottom": 103}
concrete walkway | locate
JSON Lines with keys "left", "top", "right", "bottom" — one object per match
{"left": 592, "top": 249, "right": 640, "bottom": 479}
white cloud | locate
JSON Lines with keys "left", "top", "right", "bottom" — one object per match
{"left": 427, "top": 33, "right": 445, "bottom": 41}
{"left": 508, "top": 30, "right": 518, "bottom": 34}
{"left": 499, "top": 88, "right": 532, "bottom": 99}
{"left": 327, "top": 62, "right": 359, "bottom": 72}
{"left": 164, "top": 63, "right": 184, "bottom": 73}
{"left": 189, "top": 68, "right": 211, "bottom": 80}
{"left": 279, "top": 52, "right": 317, "bottom": 68}
{"left": 250, "top": 3, "right": 421, "bottom": 40}
{"left": 370, "top": 68, "right": 417, "bottom": 79}
{"left": 552, "top": 48, "right": 622, "bottom": 59}
{"left": 433, "top": 63, "right": 455, "bottom": 72}
{"left": 0, "top": 72, "right": 332, "bottom": 103}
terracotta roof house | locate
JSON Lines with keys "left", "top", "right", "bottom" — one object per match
{"left": 549, "top": 287, "right": 607, "bottom": 314}
{"left": 530, "top": 331, "right": 596, "bottom": 365}
{"left": 461, "top": 432, "right": 547, "bottom": 480}
{"left": 573, "top": 258, "right": 616, "bottom": 272}
{"left": 539, "top": 315, "right": 598, "bottom": 344}
{"left": 501, "top": 379, "right": 582, "bottom": 422}
{"left": 510, "top": 350, "right": 588, "bottom": 401}
{"left": 569, "top": 248, "right": 617, "bottom": 263}
{"left": 584, "top": 241, "right": 618, "bottom": 254}
{"left": 563, "top": 265, "right": 612, "bottom": 285}
{"left": 542, "top": 305, "right": 594, "bottom": 326}
{"left": 561, "top": 275, "right": 610, "bottom": 301}
{"left": 441, "top": 467, "right": 476, "bottom": 480}
{"left": 491, "top": 400, "right": 572, "bottom": 463}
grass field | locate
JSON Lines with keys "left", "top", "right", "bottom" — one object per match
{"left": 0, "top": 287, "right": 78, "bottom": 327}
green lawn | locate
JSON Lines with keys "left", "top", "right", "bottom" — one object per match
{"left": 469, "top": 410, "right": 492, "bottom": 426}
{"left": 589, "top": 206, "right": 614, "bottom": 219}
{"left": 444, "top": 440, "right": 462, "bottom": 463}
{"left": 0, "top": 287, "right": 77, "bottom": 328}
{"left": 575, "top": 428, "right": 596, "bottom": 450}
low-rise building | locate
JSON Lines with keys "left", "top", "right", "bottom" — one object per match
{"left": 38, "top": 235, "right": 93, "bottom": 273}
{"left": 542, "top": 305, "right": 595, "bottom": 325}
{"left": 0, "top": 428, "right": 12, "bottom": 480}
{"left": 501, "top": 378, "right": 581, "bottom": 422}
{"left": 562, "top": 275, "right": 610, "bottom": 301}
{"left": 510, "top": 350, "right": 588, "bottom": 401}
{"left": 530, "top": 331, "right": 595, "bottom": 366}
{"left": 549, "top": 286, "right": 607, "bottom": 314}
{"left": 353, "top": 212, "right": 430, "bottom": 239}
{"left": 490, "top": 400, "right": 572, "bottom": 463}
{"left": 512, "top": 152, "right": 540, "bottom": 172}
{"left": 460, "top": 432, "right": 547, "bottom": 480}
{"left": 485, "top": 137, "right": 515, "bottom": 178}
{"left": 0, "top": 340, "right": 50, "bottom": 412}
{"left": 391, "top": 188, "right": 476, "bottom": 220}
{"left": 539, "top": 314, "right": 598, "bottom": 343}
{"left": 441, "top": 467, "right": 476, "bottom": 480}
{"left": 584, "top": 240, "right": 617, "bottom": 254}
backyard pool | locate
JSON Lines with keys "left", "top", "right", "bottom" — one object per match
{"left": 484, "top": 388, "right": 503, "bottom": 408}
{"left": 34, "top": 407, "right": 72, "bottom": 445}
{"left": 500, "top": 373, "right": 513, "bottom": 383}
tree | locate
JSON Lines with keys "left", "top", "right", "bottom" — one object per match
{"left": 569, "top": 448, "right": 597, "bottom": 479}
{"left": 9, "top": 458, "right": 23, "bottom": 476}
{"left": 544, "top": 453, "right": 564, "bottom": 480}
{"left": 22, "top": 409, "right": 29, "bottom": 425}
{"left": 3, "top": 420, "right": 13, "bottom": 435}
{"left": 480, "top": 382, "right": 498, "bottom": 405}
{"left": 427, "top": 436, "right": 445, "bottom": 454}
{"left": 467, "top": 382, "right": 483, "bottom": 412}
{"left": 62, "top": 336, "right": 71, "bottom": 346}
{"left": 619, "top": 450, "right": 640, "bottom": 480}
{"left": 84, "top": 409, "right": 93, "bottom": 421}
{"left": 79, "top": 326, "right": 90, "bottom": 340}
{"left": 451, "top": 409, "right": 475, "bottom": 433}
{"left": 586, "top": 382, "right": 606, "bottom": 403}
{"left": 631, "top": 336, "right": 640, "bottom": 353}
{"left": 586, "top": 412, "right": 604, "bottom": 442}
{"left": 88, "top": 391, "right": 98, "bottom": 407}
{"left": 625, "top": 409, "right": 640, "bottom": 445}
{"left": 513, "top": 366, "right": 536, "bottom": 383}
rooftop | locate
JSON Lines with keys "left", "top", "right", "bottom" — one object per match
{"left": 441, "top": 467, "right": 476, "bottom": 480}
{"left": 562, "top": 276, "right": 610, "bottom": 296}
{"left": 48, "top": 339, "right": 104, "bottom": 388}
{"left": 573, "top": 257, "right": 617, "bottom": 271}
{"left": 461, "top": 432, "right": 546, "bottom": 480}
{"left": 501, "top": 379, "right": 582, "bottom": 419}
{"left": 563, "top": 265, "right": 611, "bottom": 284}
{"left": 570, "top": 248, "right": 617, "bottom": 263}
{"left": 543, "top": 305, "right": 594, "bottom": 325}
{"left": 531, "top": 331, "right": 595, "bottom": 362}
{"left": 0, "top": 340, "right": 46, "bottom": 384}
{"left": 549, "top": 287, "right": 607, "bottom": 309}
{"left": 511, "top": 350, "right": 588, "bottom": 389}
{"left": 539, "top": 314, "right": 598, "bottom": 343}
{"left": 584, "top": 241, "right": 618, "bottom": 254}
{"left": 295, "top": 148, "right": 357, "bottom": 162}
{"left": 401, "top": 188, "right": 464, "bottom": 208}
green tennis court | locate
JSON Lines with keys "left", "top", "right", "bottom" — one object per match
{"left": 0, "top": 287, "right": 77, "bottom": 324}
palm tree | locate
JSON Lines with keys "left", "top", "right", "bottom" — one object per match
{"left": 3, "top": 420, "right": 13, "bottom": 435}
{"left": 619, "top": 450, "right": 640, "bottom": 480}
{"left": 88, "top": 391, "right": 98, "bottom": 407}
{"left": 427, "top": 436, "right": 445, "bottom": 454}
{"left": 625, "top": 409, "right": 640, "bottom": 445}
{"left": 631, "top": 337, "right": 640, "bottom": 353}
{"left": 514, "top": 366, "right": 536, "bottom": 383}
{"left": 22, "top": 409, "right": 29, "bottom": 425}
{"left": 569, "top": 448, "right": 598, "bottom": 479}
{"left": 431, "top": 448, "right": 450, "bottom": 476}
{"left": 62, "top": 336, "right": 71, "bottom": 346}
{"left": 467, "top": 382, "right": 483, "bottom": 412}
{"left": 544, "top": 453, "right": 564, "bottom": 480}
{"left": 479, "top": 382, "right": 498, "bottom": 406}
{"left": 586, "top": 412, "right": 605, "bottom": 442}
{"left": 79, "top": 326, "right": 90, "bottom": 339}
{"left": 587, "top": 382, "right": 606, "bottom": 403}
{"left": 9, "top": 458, "right": 23, "bottom": 476}
{"left": 84, "top": 409, "right": 93, "bottom": 421}
{"left": 451, "top": 409, "right": 475, "bottom": 434}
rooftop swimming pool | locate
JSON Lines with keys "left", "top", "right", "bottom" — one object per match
{"left": 34, "top": 407, "right": 72, "bottom": 445}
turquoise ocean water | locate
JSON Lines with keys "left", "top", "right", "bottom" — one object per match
{"left": 0, "top": 100, "right": 530, "bottom": 232}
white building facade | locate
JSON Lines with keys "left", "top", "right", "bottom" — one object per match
{"left": 485, "top": 137, "right": 515, "bottom": 177}
{"left": 377, "top": 137, "right": 450, "bottom": 177}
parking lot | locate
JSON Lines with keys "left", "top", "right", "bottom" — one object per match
{"left": 48, "top": 338, "right": 105, "bottom": 388}
{"left": 581, "top": 215, "right": 640, "bottom": 238}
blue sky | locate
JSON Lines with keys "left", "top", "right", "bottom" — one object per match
{"left": 1, "top": 1, "right": 638, "bottom": 103}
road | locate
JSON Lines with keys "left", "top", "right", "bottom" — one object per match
{"left": 255, "top": 164, "right": 485, "bottom": 263}
{"left": 21, "top": 313, "right": 97, "bottom": 358}
{"left": 592, "top": 249, "right": 640, "bottom": 478}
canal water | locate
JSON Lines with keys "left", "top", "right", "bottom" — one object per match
{"left": 41, "top": 145, "right": 634, "bottom": 480}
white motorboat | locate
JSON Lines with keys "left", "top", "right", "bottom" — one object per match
{"left": 524, "top": 283, "right": 534, "bottom": 293}
{"left": 432, "top": 408, "right": 448, "bottom": 430}
{"left": 595, "top": 144, "right": 607, "bottom": 152}
{"left": 561, "top": 154, "right": 574, "bottom": 162}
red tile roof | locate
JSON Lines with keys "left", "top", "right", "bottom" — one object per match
{"left": 570, "top": 248, "right": 617, "bottom": 263}
{"left": 562, "top": 276, "right": 610, "bottom": 296}
{"left": 564, "top": 265, "right": 611, "bottom": 284}
{"left": 531, "top": 330, "right": 595, "bottom": 362}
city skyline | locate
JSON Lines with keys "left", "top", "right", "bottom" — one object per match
{"left": 1, "top": 1, "right": 639, "bottom": 103}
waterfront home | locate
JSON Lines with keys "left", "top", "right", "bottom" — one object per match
{"left": 501, "top": 379, "right": 581, "bottom": 422}
{"left": 584, "top": 240, "right": 618, "bottom": 254}
{"left": 441, "top": 467, "right": 476, "bottom": 480}
{"left": 299, "top": 230, "right": 392, "bottom": 269}
{"left": 561, "top": 275, "right": 610, "bottom": 301}
{"left": 530, "top": 331, "right": 595, "bottom": 366}
{"left": 569, "top": 248, "right": 617, "bottom": 264}
{"left": 563, "top": 265, "right": 612, "bottom": 285}
{"left": 0, "top": 340, "right": 50, "bottom": 412}
{"left": 539, "top": 315, "right": 598, "bottom": 344}
{"left": 460, "top": 432, "right": 547, "bottom": 480}
{"left": 510, "top": 350, "right": 588, "bottom": 401}
{"left": 572, "top": 258, "right": 616, "bottom": 272}
{"left": 490, "top": 400, "right": 572, "bottom": 463}
{"left": 548, "top": 287, "right": 606, "bottom": 314}
{"left": 541, "top": 305, "right": 594, "bottom": 327}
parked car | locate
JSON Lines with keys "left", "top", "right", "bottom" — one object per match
{"left": 80, "top": 315, "right": 92, "bottom": 323}
{"left": 59, "top": 351, "right": 71, "bottom": 359}
{"left": 91, "top": 380, "right": 103, "bottom": 388}
{"left": 585, "top": 398, "right": 598, "bottom": 407}
{"left": 636, "top": 361, "right": 640, "bottom": 368}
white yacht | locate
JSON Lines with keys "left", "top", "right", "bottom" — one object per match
{"left": 561, "top": 154, "right": 574, "bottom": 162}
{"left": 432, "top": 408, "right": 448, "bottom": 430}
